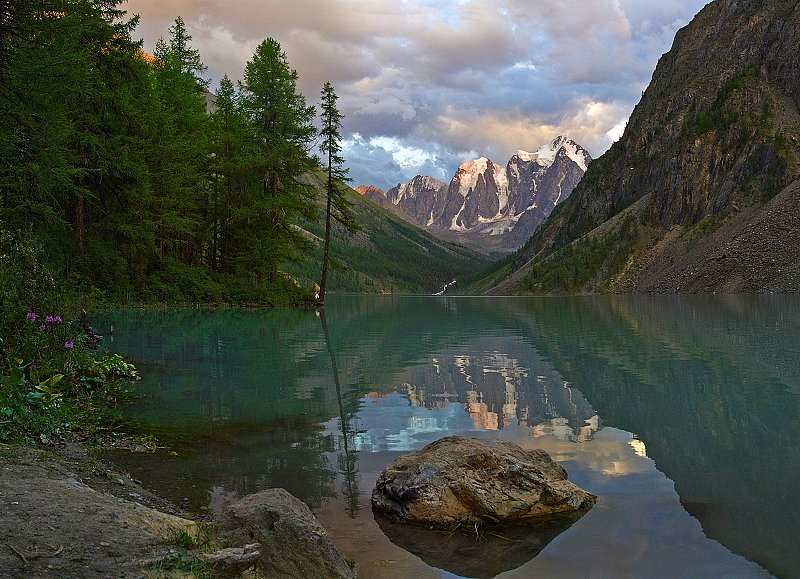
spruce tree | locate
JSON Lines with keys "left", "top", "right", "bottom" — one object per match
{"left": 0, "top": 0, "right": 149, "bottom": 266}
{"left": 208, "top": 75, "right": 253, "bottom": 273}
{"left": 318, "top": 81, "right": 358, "bottom": 303}
{"left": 166, "top": 15, "right": 208, "bottom": 87}
{"left": 238, "top": 38, "right": 317, "bottom": 282}
{"left": 149, "top": 17, "right": 210, "bottom": 266}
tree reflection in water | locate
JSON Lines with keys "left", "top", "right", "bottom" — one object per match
{"left": 320, "top": 308, "right": 362, "bottom": 518}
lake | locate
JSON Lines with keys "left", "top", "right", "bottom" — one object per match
{"left": 98, "top": 295, "right": 800, "bottom": 578}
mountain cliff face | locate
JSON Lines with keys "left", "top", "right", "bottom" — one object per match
{"left": 481, "top": 0, "right": 800, "bottom": 294}
{"left": 355, "top": 185, "right": 392, "bottom": 210}
{"left": 368, "top": 137, "right": 590, "bottom": 252}
{"left": 387, "top": 175, "right": 449, "bottom": 226}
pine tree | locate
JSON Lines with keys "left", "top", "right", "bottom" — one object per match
{"left": 318, "top": 81, "right": 358, "bottom": 303}
{"left": 148, "top": 17, "right": 210, "bottom": 266}
{"left": 165, "top": 15, "right": 208, "bottom": 88}
{"left": 0, "top": 0, "right": 149, "bottom": 266}
{"left": 62, "top": 1, "right": 148, "bottom": 260}
{"left": 208, "top": 75, "right": 253, "bottom": 273}
{"left": 238, "top": 38, "right": 317, "bottom": 282}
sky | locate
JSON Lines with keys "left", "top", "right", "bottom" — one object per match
{"left": 124, "top": 0, "right": 710, "bottom": 191}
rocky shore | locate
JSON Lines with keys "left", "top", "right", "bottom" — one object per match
{"left": 0, "top": 444, "right": 355, "bottom": 578}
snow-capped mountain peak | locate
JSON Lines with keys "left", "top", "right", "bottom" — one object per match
{"left": 453, "top": 157, "right": 508, "bottom": 198}
{"left": 454, "top": 157, "right": 489, "bottom": 196}
{"left": 557, "top": 136, "right": 591, "bottom": 172}
{"left": 513, "top": 136, "right": 590, "bottom": 172}
{"left": 361, "top": 136, "right": 591, "bottom": 251}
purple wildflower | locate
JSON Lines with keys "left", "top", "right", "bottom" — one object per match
{"left": 54, "top": 315, "right": 62, "bottom": 323}
{"left": 64, "top": 341, "right": 74, "bottom": 349}
{"left": 45, "top": 315, "right": 54, "bottom": 323}
{"left": 39, "top": 324, "right": 46, "bottom": 331}
{"left": 26, "top": 312, "right": 37, "bottom": 321}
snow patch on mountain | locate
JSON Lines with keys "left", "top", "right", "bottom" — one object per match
{"left": 453, "top": 157, "right": 489, "bottom": 197}
{"left": 494, "top": 161, "right": 509, "bottom": 214}
{"left": 514, "top": 136, "right": 589, "bottom": 173}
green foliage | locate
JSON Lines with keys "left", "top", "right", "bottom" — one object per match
{"left": 680, "top": 211, "right": 726, "bottom": 241}
{"left": 683, "top": 64, "right": 760, "bottom": 138}
{"left": 0, "top": 317, "right": 139, "bottom": 445}
{"left": 151, "top": 549, "right": 210, "bottom": 576}
{"left": 0, "top": 227, "right": 139, "bottom": 444}
{"left": 0, "top": 10, "right": 334, "bottom": 306}
{"left": 238, "top": 38, "right": 319, "bottom": 279}
{"left": 207, "top": 75, "right": 254, "bottom": 275}
{"left": 518, "top": 215, "right": 640, "bottom": 294}
{"left": 319, "top": 81, "right": 358, "bottom": 301}
{"left": 0, "top": 229, "right": 55, "bottom": 322}
{"left": 718, "top": 64, "right": 761, "bottom": 102}
{"left": 288, "top": 185, "right": 488, "bottom": 294}
{"left": 684, "top": 108, "right": 741, "bottom": 137}
{"left": 164, "top": 16, "right": 209, "bottom": 86}
{"left": 167, "top": 530, "right": 201, "bottom": 550}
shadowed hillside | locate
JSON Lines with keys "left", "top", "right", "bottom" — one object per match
{"left": 474, "top": 0, "right": 800, "bottom": 295}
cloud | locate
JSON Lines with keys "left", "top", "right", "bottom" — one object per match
{"left": 125, "top": 0, "right": 710, "bottom": 190}
{"left": 342, "top": 134, "right": 478, "bottom": 189}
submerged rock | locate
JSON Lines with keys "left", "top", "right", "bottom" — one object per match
{"left": 371, "top": 436, "right": 596, "bottom": 527}
{"left": 215, "top": 488, "right": 356, "bottom": 578}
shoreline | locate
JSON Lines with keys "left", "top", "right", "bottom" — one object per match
{"left": 0, "top": 440, "right": 357, "bottom": 578}
{"left": 0, "top": 442, "right": 207, "bottom": 577}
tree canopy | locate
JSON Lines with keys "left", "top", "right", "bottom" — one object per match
{"left": 0, "top": 4, "right": 349, "bottom": 306}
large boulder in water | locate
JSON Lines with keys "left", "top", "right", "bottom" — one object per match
{"left": 371, "top": 436, "right": 596, "bottom": 527}
{"left": 215, "top": 488, "right": 356, "bottom": 579}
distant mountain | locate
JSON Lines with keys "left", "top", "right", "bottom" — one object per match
{"left": 361, "top": 136, "right": 590, "bottom": 253}
{"left": 470, "top": 0, "right": 800, "bottom": 295}
{"left": 355, "top": 185, "right": 386, "bottom": 204}
{"left": 288, "top": 174, "right": 490, "bottom": 294}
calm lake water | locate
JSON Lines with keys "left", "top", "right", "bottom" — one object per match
{"left": 98, "top": 295, "right": 800, "bottom": 578}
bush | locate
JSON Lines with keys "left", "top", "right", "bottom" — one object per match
{"left": 0, "top": 228, "right": 139, "bottom": 444}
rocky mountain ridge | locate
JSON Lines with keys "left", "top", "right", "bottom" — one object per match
{"left": 358, "top": 136, "right": 591, "bottom": 252}
{"left": 476, "top": 0, "right": 800, "bottom": 294}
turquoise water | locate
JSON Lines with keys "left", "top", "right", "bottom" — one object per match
{"left": 99, "top": 295, "right": 800, "bottom": 578}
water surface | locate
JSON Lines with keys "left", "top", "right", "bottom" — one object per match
{"left": 99, "top": 295, "right": 800, "bottom": 578}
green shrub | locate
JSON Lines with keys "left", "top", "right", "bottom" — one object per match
{"left": 0, "top": 228, "right": 139, "bottom": 445}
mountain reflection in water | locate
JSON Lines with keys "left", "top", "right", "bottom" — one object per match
{"left": 98, "top": 294, "right": 799, "bottom": 577}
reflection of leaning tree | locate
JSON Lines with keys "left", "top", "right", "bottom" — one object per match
{"left": 319, "top": 308, "right": 362, "bottom": 517}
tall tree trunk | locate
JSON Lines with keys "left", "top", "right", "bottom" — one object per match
{"left": 76, "top": 192, "right": 86, "bottom": 257}
{"left": 319, "top": 162, "right": 333, "bottom": 303}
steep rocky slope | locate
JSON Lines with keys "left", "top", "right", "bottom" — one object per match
{"left": 481, "top": 0, "right": 800, "bottom": 294}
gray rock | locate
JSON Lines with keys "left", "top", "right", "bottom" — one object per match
{"left": 196, "top": 543, "right": 261, "bottom": 577}
{"left": 371, "top": 436, "right": 596, "bottom": 527}
{"left": 215, "top": 488, "right": 356, "bottom": 578}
